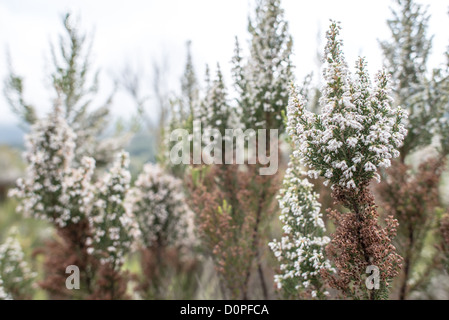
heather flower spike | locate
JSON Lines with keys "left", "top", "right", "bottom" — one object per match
{"left": 8, "top": 107, "right": 95, "bottom": 228}
{"left": 287, "top": 21, "right": 404, "bottom": 300}
{"left": 87, "top": 151, "right": 140, "bottom": 270}
{"left": 288, "top": 21, "right": 408, "bottom": 191}
{"left": 233, "top": 0, "right": 294, "bottom": 131}
{"left": 131, "top": 163, "right": 196, "bottom": 249}
{"left": 269, "top": 156, "right": 333, "bottom": 299}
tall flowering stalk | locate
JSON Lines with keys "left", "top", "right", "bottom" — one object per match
{"left": 0, "top": 235, "right": 36, "bottom": 300}
{"left": 88, "top": 151, "right": 139, "bottom": 269}
{"left": 86, "top": 151, "right": 140, "bottom": 299}
{"left": 233, "top": 0, "right": 294, "bottom": 131}
{"left": 269, "top": 156, "right": 333, "bottom": 299}
{"left": 9, "top": 108, "right": 77, "bottom": 227}
{"left": 198, "top": 64, "right": 234, "bottom": 158}
{"left": 228, "top": 0, "right": 294, "bottom": 299}
{"left": 288, "top": 21, "right": 406, "bottom": 299}
{"left": 164, "top": 42, "right": 200, "bottom": 177}
{"left": 8, "top": 108, "right": 99, "bottom": 299}
{"left": 131, "top": 163, "right": 198, "bottom": 299}
{"left": 132, "top": 163, "right": 195, "bottom": 249}
{"left": 9, "top": 107, "right": 96, "bottom": 228}
{"left": 4, "top": 13, "right": 127, "bottom": 167}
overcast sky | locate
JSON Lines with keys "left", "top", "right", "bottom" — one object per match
{"left": 0, "top": 0, "right": 448, "bottom": 127}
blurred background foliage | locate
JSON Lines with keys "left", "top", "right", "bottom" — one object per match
{"left": 1, "top": 0, "right": 449, "bottom": 300}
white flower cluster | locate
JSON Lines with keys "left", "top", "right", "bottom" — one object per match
{"left": 87, "top": 151, "right": 140, "bottom": 269}
{"left": 233, "top": 0, "right": 293, "bottom": 130}
{"left": 0, "top": 276, "right": 11, "bottom": 300}
{"left": 61, "top": 156, "right": 96, "bottom": 225}
{"left": 199, "top": 67, "right": 225, "bottom": 126}
{"left": 198, "top": 66, "right": 233, "bottom": 142}
{"left": 0, "top": 235, "right": 36, "bottom": 299}
{"left": 269, "top": 158, "right": 333, "bottom": 297}
{"left": 8, "top": 109, "right": 95, "bottom": 228}
{"left": 131, "top": 163, "right": 196, "bottom": 249}
{"left": 287, "top": 22, "right": 408, "bottom": 190}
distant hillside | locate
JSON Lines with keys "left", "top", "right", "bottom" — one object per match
{"left": 0, "top": 122, "right": 155, "bottom": 158}
{"left": 125, "top": 130, "right": 156, "bottom": 178}
{"left": 0, "top": 123, "right": 25, "bottom": 148}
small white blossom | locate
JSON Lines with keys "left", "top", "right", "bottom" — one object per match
{"left": 8, "top": 109, "right": 95, "bottom": 228}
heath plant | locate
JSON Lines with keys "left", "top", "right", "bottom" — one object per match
{"left": 287, "top": 21, "right": 406, "bottom": 299}
{"left": 131, "top": 163, "right": 198, "bottom": 299}
{"left": 269, "top": 155, "right": 333, "bottom": 299}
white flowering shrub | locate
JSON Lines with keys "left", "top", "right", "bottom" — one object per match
{"left": 5, "top": 13, "right": 129, "bottom": 167}
{"left": 199, "top": 65, "right": 233, "bottom": 137}
{"left": 87, "top": 151, "right": 140, "bottom": 269}
{"left": 419, "top": 65, "right": 449, "bottom": 156}
{"left": 0, "top": 236, "right": 36, "bottom": 299}
{"left": 269, "top": 157, "right": 333, "bottom": 299}
{"left": 232, "top": 0, "right": 294, "bottom": 131}
{"left": 380, "top": 0, "right": 436, "bottom": 156}
{"left": 8, "top": 109, "right": 96, "bottom": 228}
{"left": 288, "top": 22, "right": 407, "bottom": 190}
{"left": 62, "top": 156, "right": 96, "bottom": 225}
{"left": 131, "top": 163, "right": 195, "bottom": 249}
{"left": 9, "top": 109, "right": 75, "bottom": 221}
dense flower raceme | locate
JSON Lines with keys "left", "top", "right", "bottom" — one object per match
{"left": 269, "top": 156, "right": 333, "bottom": 299}
{"left": 86, "top": 151, "right": 140, "bottom": 269}
{"left": 287, "top": 22, "right": 408, "bottom": 190}
{"left": 131, "top": 163, "right": 196, "bottom": 249}
{"left": 232, "top": 0, "right": 294, "bottom": 131}
{"left": 8, "top": 108, "right": 96, "bottom": 228}
{"left": 198, "top": 65, "right": 233, "bottom": 137}
{"left": 0, "top": 236, "right": 36, "bottom": 299}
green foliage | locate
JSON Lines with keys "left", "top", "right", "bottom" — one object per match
{"left": 3, "top": 62, "right": 37, "bottom": 126}
{"left": 380, "top": 0, "right": 435, "bottom": 157}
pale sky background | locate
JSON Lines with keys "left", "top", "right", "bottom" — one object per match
{"left": 0, "top": 0, "right": 448, "bottom": 128}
